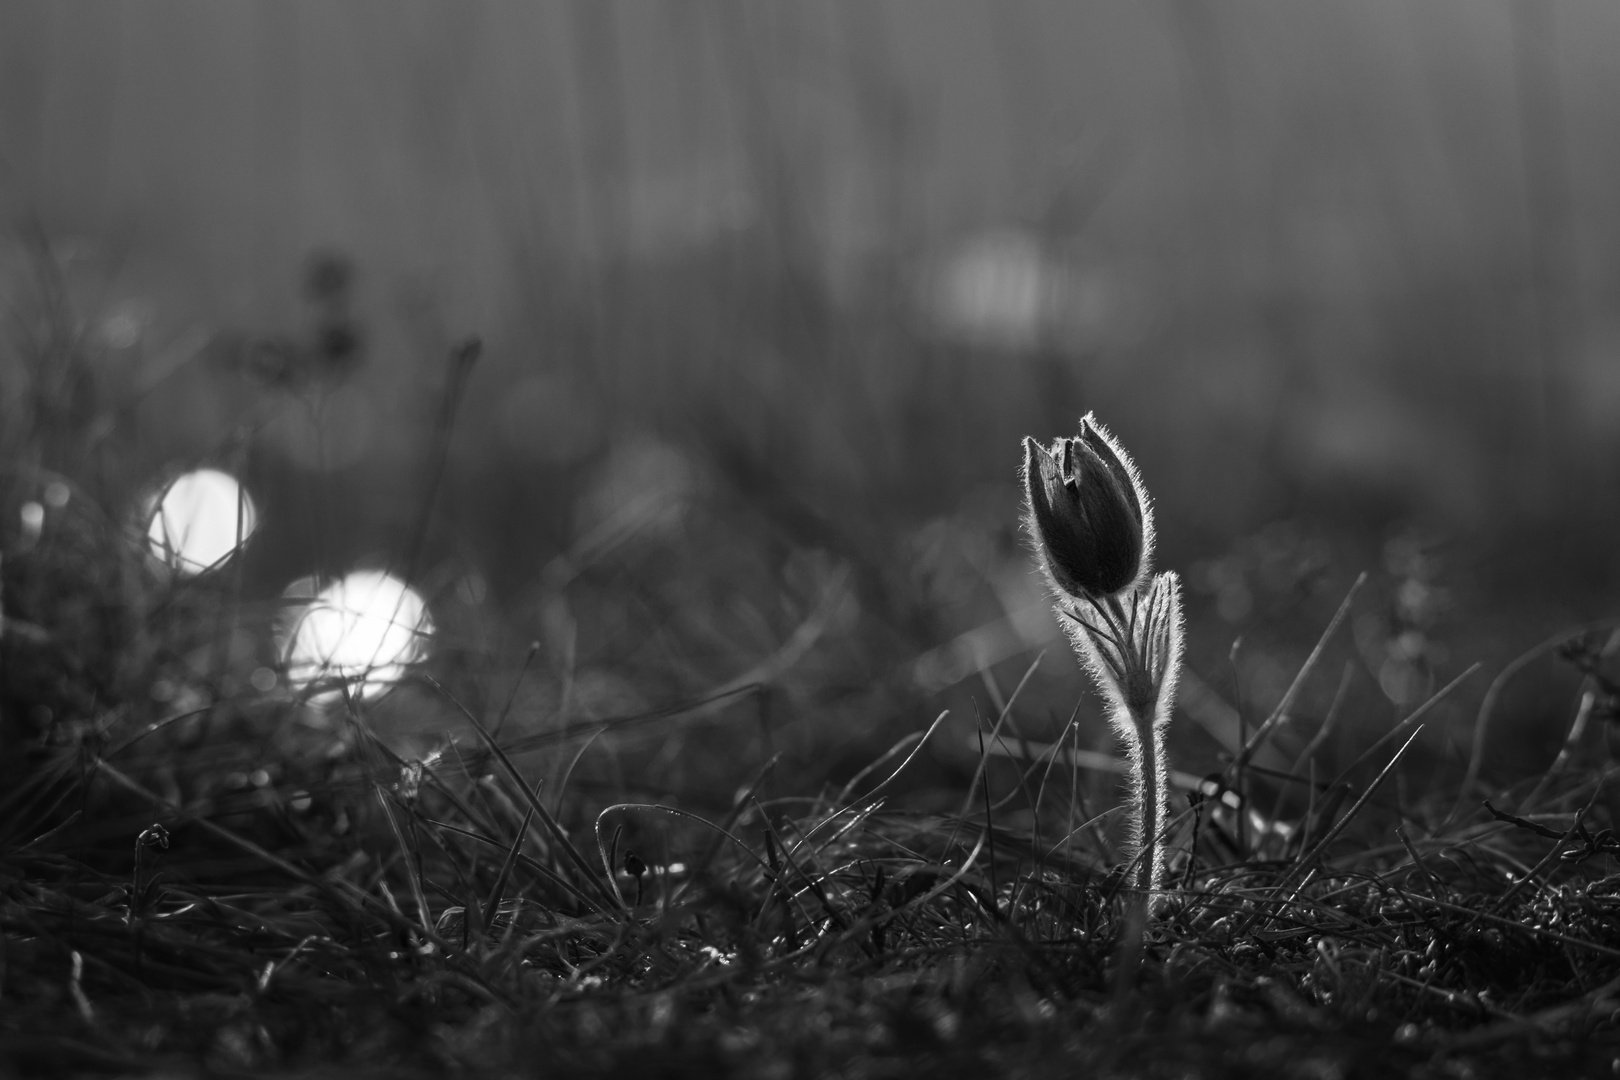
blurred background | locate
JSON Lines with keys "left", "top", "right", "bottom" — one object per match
{"left": 2, "top": 1, "right": 1618, "bottom": 822}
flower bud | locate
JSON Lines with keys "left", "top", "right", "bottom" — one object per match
{"left": 1022, "top": 414, "right": 1152, "bottom": 599}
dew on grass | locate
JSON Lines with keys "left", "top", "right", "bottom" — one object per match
{"left": 281, "top": 570, "right": 434, "bottom": 700}
{"left": 144, "top": 468, "right": 258, "bottom": 574}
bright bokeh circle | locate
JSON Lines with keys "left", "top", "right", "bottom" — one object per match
{"left": 282, "top": 570, "right": 433, "bottom": 700}
{"left": 146, "top": 469, "right": 258, "bottom": 574}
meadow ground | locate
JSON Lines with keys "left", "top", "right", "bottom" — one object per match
{"left": 4, "top": 320, "right": 1620, "bottom": 1078}
{"left": 5, "top": 586, "right": 1620, "bottom": 1080}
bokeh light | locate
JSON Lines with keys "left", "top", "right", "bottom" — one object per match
{"left": 145, "top": 468, "right": 258, "bottom": 574}
{"left": 573, "top": 436, "right": 696, "bottom": 543}
{"left": 926, "top": 228, "right": 1062, "bottom": 350}
{"left": 281, "top": 570, "right": 434, "bottom": 700}
{"left": 18, "top": 500, "right": 45, "bottom": 548}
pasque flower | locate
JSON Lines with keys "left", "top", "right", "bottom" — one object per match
{"left": 1021, "top": 413, "right": 1183, "bottom": 901}
{"left": 1021, "top": 414, "right": 1151, "bottom": 600}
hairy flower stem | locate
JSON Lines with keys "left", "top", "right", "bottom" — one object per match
{"left": 1122, "top": 694, "right": 1168, "bottom": 895}
{"left": 1062, "top": 577, "right": 1183, "bottom": 903}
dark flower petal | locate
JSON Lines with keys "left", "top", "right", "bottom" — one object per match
{"left": 1080, "top": 414, "right": 1143, "bottom": 527}
{"left": 1021, "top": 418, "right": 1150, "bottom": 599}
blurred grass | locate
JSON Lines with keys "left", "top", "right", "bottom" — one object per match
{"left": 1, "top": 0, "right": 1617, "bottom": 814}
{"left": 2, "top": 5, "right": 1620, "bottom": 1074}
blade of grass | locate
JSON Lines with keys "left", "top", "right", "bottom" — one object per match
{"left": 676, "top": 753, "right": 782, "bottom": 907}
{"left": 403, "top": 337, "right": 480, "bottom": 585}
{"left": 1488, "top": 779, "right": 1603, "bottom": 914}
{"left": 94, "top": 759, "right": 455, "bottom": 954}
{"left": 1325, "top": 664, "right": 1479, "bottom": 796}
{"left": 1451, "top": 618, "right": 1620, "bottom": 822}
{"left": 834, "top": 710, "right": 950, "bottom": 806}
{"left": 374, "top": 786, "right": 432, "bottom": 935}
{"left": 485, "top": 802, "right": 536, "bottom": 917}
{"left": 1265, "top": 660, "right": 1354, "bottom": 829}
{"left": 946, "top": 652, "right": 1042, "bottom": 854}
{"left": 1519, "top": 686, "right": 1595, "bottom": 813}
{"left": 1231, "top": 572, "right": 1365, "bottom": 775}
{"left": 1241, "top": 725, "right": 1425, "bottom": 935}
{"left": 489, "top": 640, "right": 541, "bottom": 741}
{"left": 425, "top": 818, "right": 606, "bottom": 916}
{"left": 424, "top": 675, "right": 622, "bottom": 911}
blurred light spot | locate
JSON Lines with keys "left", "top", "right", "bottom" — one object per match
{"left": 145, "top": 469, "right": 258, "bottom": 575}
{"left": 1378, "top": 658, "right": 1427, "bottom": 707}
{"left": 249, "top": 666, "right": 278, "bottom": 693}
{"left": 616, "top": 861, "right": 689, "bottom": 880}
{"left": 172, "top": 684, "right": 210, "bottom": 715}
{"left": 100, "top": 299, "right": 152, "bottom": 350}
{"left": 574, "top": 437, "right": 695, "bottom": 545}
{"left": 289, "top": 790, "right": 312, "bottom": 813}
{"left": 1198, "top": 778, "right": 1244, "bottom": 811}
{"left": 267, "top": 385, "right": 376, "bottom": 471}
{"left": 498, "top": 375, "right": 601, "bottom": 464}
{"left": 43, "top": 481, "right": 70, "bottom": 509}
{"left": 1248, "top": 811, "right": 1296, "bottom": 839}
{"left": 282, "top": 570, "right": 434, "bottom": 700}
{"left": 19, "top": 500, "right": 44, "bottom": 541}
{"left": 1396, "top": 580, "right": 1433, "bottom": 622}
{"left": 926, "top": 229, "right": 1063, "bottom": 350}
{"left": 1390, "top": 630, "right": 1427, "bottom": 662}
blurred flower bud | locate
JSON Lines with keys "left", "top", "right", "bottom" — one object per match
{"left": 315, "top": 319, "right": 364, "bottom": 380}
{"left": 304, "top": 250, "right": 354, "bottom": 307}
{"left": 1022, "top": 413, "right": 1152, "bottom": 599}
{"left": 243, "top": 336, "right": 306, "bottom": 390}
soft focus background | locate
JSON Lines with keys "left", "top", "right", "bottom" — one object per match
{"left": 2, "top": 1, "right": 1618, "bottom": 820}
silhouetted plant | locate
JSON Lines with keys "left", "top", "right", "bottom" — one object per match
{"left": 1022, "top": 413, "right": 1184, "bottom": 899}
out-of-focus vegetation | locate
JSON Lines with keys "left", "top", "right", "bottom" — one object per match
{"left": 4, "top": 4, "right": 1620, "bottom": 1075}
{"left": 1, "top": 0, "right": 1617, "bottom": 839}
{"left": 3, "top": 0, "right": 1616, "bottom": 791}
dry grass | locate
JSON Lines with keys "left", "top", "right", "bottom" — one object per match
{"left": 4, "top": 568, "right": 1620, "bottom": 1078}
{"left": 3, "top": 236, "right": 1620, "bottom": 1080}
